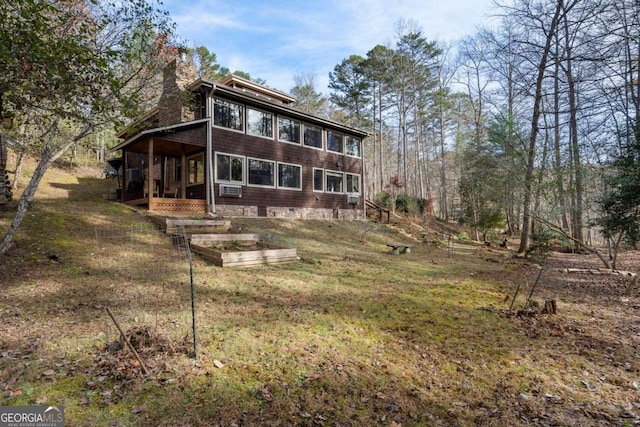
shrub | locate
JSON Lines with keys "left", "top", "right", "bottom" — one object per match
{"left": 395, "top": 194, "right": 425, "bottom": 216}
{"left": 527, "top": 226, "right": 556, "bottom": 262}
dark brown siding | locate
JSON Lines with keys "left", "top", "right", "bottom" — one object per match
{"left": 185, "top": 183, "right": 206, "bottom": 199}
{"left": 211, "top": 127, "right": 363, "bottom": 210}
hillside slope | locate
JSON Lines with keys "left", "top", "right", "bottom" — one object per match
{"left": 1, "top": 161, "right": 639, "bottom": 426}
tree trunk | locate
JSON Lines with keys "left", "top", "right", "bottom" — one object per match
{"left": 371, "top": 81, "right": 378, "bottom": 197}
{"left": 562, "top": 4, "right": 584, "bottom": 247}
{"left": 533, "top": 110, "right": 550, "bottom": 221}
{"left": 1, "top": 124, "right": 88, "bottom": 257}
{"left": 518, "top": 0, "right": 564, "bottom": 256}
{"left": 378, "top": 84, "right": 385, "bottom": 194}
{"left": 0, "top": 154, "right": 52, "bottom": 255}
{"left": 553, "top": 38, "right": 570, "bottom": 231}
{"left": 13, "top": 148, "right": 24, "bottom": 190}
{"left": 0, "top": 93, "right": 7, "bottom": 205}
{"left": 439, "top": 105, "right": 449, "bottom": 220}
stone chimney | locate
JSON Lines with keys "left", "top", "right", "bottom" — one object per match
{"left": 158, "top": 54, "right": 197, "bottom": 127}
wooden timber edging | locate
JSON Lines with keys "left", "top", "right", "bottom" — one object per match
{"left": 190, "top": 244, "right": 297, "bottom": 267}
{"left": 190, "top": 233, "right": 260, "bottom": 245}
{"left": 165, "top": 219, "right": 231, "bottom": 234}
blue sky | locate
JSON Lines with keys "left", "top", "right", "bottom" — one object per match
{"left": 162, "top": 0, "right": 497, "bottom": 94}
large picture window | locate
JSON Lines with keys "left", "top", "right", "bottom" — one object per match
{"left": 278, "top": 117, "right": 301, "bottom": 144}
{"left": 187, "top": 153, "right": 205, "bottom": 185}
{"left": 247, "top": 108, "right": 273, "bottom": 138}
{"left": 327, "top": 131, "right": 343, "bottom": 153}
{"left": 277, "top": 162, "right": 302, "bottom": 190}
{"left": 345, "top": 135, "right": 361, "bottom": 157}
{"left": 326, "top": 170, "right": 343, "bottom": 193}
{"left": 247, "top": 158, "right": 275, "bottom": 187}
{"left": 346, "top": 173, "right": 361, "bottom": 194}
{"left": 214, "top": 98, "right": 243, "bottom": 131}
{"left": 304, "top": 124, "right": 323, "bottom": 149}
{"left": 313, "top": 168, "right": 324, "bottom": 192}
{"left": 215, "top": 152, "right": 244, "bottom": 184}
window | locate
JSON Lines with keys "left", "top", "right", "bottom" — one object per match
{"left": 345, "top": 135, "right": 361, "bottom": 157}
{"left": 346, "top": 173, "right": 361, "bottom": 194}
{"left": 278, "top": 117, "right": 300, "bottom": 144}
{"left": 215, "top": 152, "right": 244, "bottom": 184}
{"left": 326, "top": 170, "right": 343, "bottom": 193}
{"left": 277, "top": 162, "right": 302, "bottom": 190}
{"left": 313, "top": 168, "right": 324, "bottom": 192}
{"left": 247, "top": 158, "right": 275, "bottom": 187}
{"left": 304, "top": 124, "right": 323, "bottom": 149}
{"left": 247, "top": 108, "right": 273, "bottom": 138}
{"left": 187, "top": 153, "right": 205, "bottom": 185}
{"left": 327, "top": 131, "right": 343, "bottom": 153}
{"left": 214, "top": 98, "right": 243, "bottom": 131}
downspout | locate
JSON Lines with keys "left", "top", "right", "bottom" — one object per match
{"left": 206, "top": 86, "right": 216, "bottom": 216}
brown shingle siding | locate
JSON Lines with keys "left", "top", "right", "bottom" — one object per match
{"left": 212, "top": 126, "right": 362, "bottom": 210}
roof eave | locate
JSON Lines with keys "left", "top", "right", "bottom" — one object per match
{"left": 111, "top": 118, "right": 211, "bottom": 152}
{"left": 211, "top": 85, "right": 369, "bottom": 138}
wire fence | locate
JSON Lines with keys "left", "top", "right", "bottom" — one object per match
{"left": 93, "top": 223, "right": 196, "bottom": 356}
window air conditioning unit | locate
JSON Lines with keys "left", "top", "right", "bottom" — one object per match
{"left": 219, "top": 184, "right": 242, "bottom": 197}
{"left": 347, "top": 195, "right": 360, "bottom": 204}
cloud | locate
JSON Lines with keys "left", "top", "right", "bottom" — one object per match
{"left": 162, "top": 0, "right": 497, "bottom": 93}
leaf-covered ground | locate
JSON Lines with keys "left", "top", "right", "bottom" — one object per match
{"left": 1, "top": 161, "right": 639, "bottom": 426}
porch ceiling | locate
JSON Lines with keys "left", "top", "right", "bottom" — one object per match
{"left": 122, "top": 137, "right": 203, "bottom": 157}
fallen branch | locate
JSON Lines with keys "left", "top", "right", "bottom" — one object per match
{"left": 559, "top": 268, "right": 636, "bottom": 276}
{"left": 533, "top": 215, "right": 611, "bottom": 270}
{"left": 105, "top": 307, "right": 150, "bottom": 376}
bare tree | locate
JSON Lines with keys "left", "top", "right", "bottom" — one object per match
{"left": 515, "top": 0, "right": 564, "bottom": 255}
{"left": 291, "top": 72, "right": 328, "bottom": 117}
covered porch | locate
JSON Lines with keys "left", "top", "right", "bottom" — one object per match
{"left": 112, "top": 120, "right": 213, "bottom": 214}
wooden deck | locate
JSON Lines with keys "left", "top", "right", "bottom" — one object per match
{"left": 125, "top": 197, "right": 208, "bottom": 213}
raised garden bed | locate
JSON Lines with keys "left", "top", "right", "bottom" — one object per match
{"left": 190, "top": 233, "right": 260, "bottom": 246}
{"left": 164, "top": 219, "right": 231, "bottom": 235}
{"left": 191, "top": 241, "right": 297, "bottom": 267}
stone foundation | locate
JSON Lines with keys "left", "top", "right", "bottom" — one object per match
{"left": 215, "top": 205, "right": 363, "bottom": 220}
{"left": 215, "top": 205, "right": 259, "bottom": 217}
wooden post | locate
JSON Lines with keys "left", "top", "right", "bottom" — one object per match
{"left": 181, "top": 152, "right": 186, "bottom": 199}
{"left": 148, "top": 138, "right": 154, "bottom": 208}
{"left": 105, "top": 307, "right": 150, "bottom": 376}
{"left": 544, "top": 299, "right": 557, "bottom": 315}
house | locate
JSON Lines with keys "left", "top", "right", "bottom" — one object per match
{"left": 113, "top": 57, "right": 368, "bottom": 219}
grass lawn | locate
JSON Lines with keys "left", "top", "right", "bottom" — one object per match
{"left": 1, "top": 161, "right": 639, "bottom": 426}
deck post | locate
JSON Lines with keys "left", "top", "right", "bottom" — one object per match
{"left": 148, "top": 138, "right": 154, "bottom": 209}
